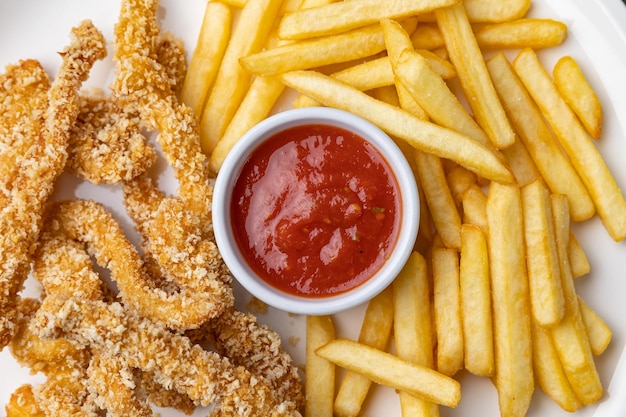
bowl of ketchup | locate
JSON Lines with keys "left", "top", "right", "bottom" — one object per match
{"left": 213, "top": 107, "right": 419, "bottom": 315}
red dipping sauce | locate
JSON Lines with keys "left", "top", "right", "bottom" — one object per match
{"left": 231, "top": 124, "right": 401, "bottom": 297}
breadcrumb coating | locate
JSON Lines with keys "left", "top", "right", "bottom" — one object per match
{"left": 68, "top": 94, "right": 156, "bottom": 184}
{"left": 0, "top": 20, "right": 106, "bottom": 348}
{"left": 34, "top": 295, "right": 302, "bottom": 417}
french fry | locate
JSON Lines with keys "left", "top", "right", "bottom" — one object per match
{"left": 462, "top": 184, "right": 488, "bottom": 235}
{"left": 447, "top": 165, "right": 478, "bottom": 207}
{"left": 474, "top": 19, "right": 567, "bottom": 50}
{"left": 486, "top": 182, "right": 534, "bottom": 417}
{"left": 199, "top": 0, "right": 284, "bottom": 154}
{"left": 459, "top": 224, "right": 493, "bottom": 377}
{"left": 578, "top": 296, "right": 612, "bottom": 356}
{"left": 432, "top": 248, "right": 463, "bottom": 376}
{"left": 418, "top": 0, "right": 531, "bottom": 23}
{"left": 333, "top": 287, "right": 394, "bottom": 417}
{"left": 513, "top": 48, "right": 626, "bottom": 241}
{"left": 436, "top": 2, "right": 515, "bottom": 149}
{"left": 550, "top": 194, "right": 603, "bottom": 405}
{"left": 500, "top": 137, "right": 540, "bottom": 187}
{"left": 392, "top": 252, "right": 439, "bottom": 417}
{"left": 277, "top": 0, "right": 457, "bottom": 40}
{"left": 179, "top": 1, "right": 231, "bottom": 118}
{"left": 521, "top": 180, "right": 565, "bottom": 328}
{"left": 531, "top": 320, "right": 583, "bottom": 412}
{"left": 208, "top": 0, "right": 324, "bottom": 173}
{"left": 383, "top": 19, "right": 491, "bottom": 150}
{"left": 241, "top": 24, "right": 391, "bottom": 76}
{"left": 306, "top": 315, "right": 336, "bottom": 417}
{"left": 315, "top": 339, "right": 461, "bottom": 408}
{"left": 411, "top": 23, "right": 445, "bottom": 50}
{"left": 553, "top": 55, "right": 603, "bottom": 139}
{"left": 569, "top": 232, "right": 591, "bottom": 278}
{"left": 393, "top": 48, "right": 494, "bottom": 150}
{"left": 416, "top": 152, "right": 462, "bottom": 249}
{"left": 279, "top": 70, "right": 514, "bottom": 184}
{"left": 486, "top": 52, "right": 595, "bottom": 222}
{"left": 459, "top": 0, "right": 530, "bottom": 22}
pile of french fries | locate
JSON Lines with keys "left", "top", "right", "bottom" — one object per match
{"left": 179, "top": 0, "right": 624, "bottom": 416}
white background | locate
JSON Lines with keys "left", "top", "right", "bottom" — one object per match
{"left": 0, "top": 1, "right": 625, "bottom": 416}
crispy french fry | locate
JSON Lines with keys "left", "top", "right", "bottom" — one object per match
{"left": 383, "top": 19, "right": 489, "bottom": 149}
{"left": 514, "top": 48, "right": 626, "bottom": 241}
{"left": 393, "top": 252, "right": 439, "bottom": 417}
{"left": 199, "top": 0, "right": 284, "bottom": 154}
{"left": 209, "top": 0, "right": 319, "bottom": 173}
{"left": 279, "top": 70, "right": 514, "bottom": 184}
{"left": 569, "top": 232, "right": 590, "bottom": 278}
{"left": 334, "top": 287, "right": 394, "bottom": 417}
{"left": 180, "top": 1, "right": 231, "bottom": 118}
{"left": 460, "top": 0, "right": 531, "bottom": 22}
{"left": 447, "top": 165, "right": 478, "bottom": 206}
{"left": 411, "top": 23, "right": 445, "bottom": 50}
{"left": 416, "top": 152, "right": 462, "bottom": 249}
{"left": 474, "top": 19, "right": 567, "bottom": 50}
{"left": 436, "top": 2, "right": 515, "bottom": 149}
{"left": 486, "top": 52, "right": 595, "bottom": 222}
{"left": 553, "top": 55, "right": 603, "bottom": 139}
{"left": 316, "top": 339, "right": 461, "bottom": 408}
{"left": 432, "top": 248, "right": 463, "bottom": 376}
{"left": 578, "top": 296, "right": 612, "bottom": 356}
{"left": 460, "top": 224, "right": 493, "bottom": 377}
{"left": 278, "top": 0, "right": 457, "bottom": 40}
{"left": 500, "top": 137, "right": 540, "bottom": 187}
{"left": 462, "top": 184, "right": 488, "bottom": 235}
{"left": 306, "top": 315, "right": 336, "bottom": 417}
{"left": 241, "top": 24, "right": 390, "bottom": 76}
{"left": 531, "top": 320, "right": 583, "bottom": 412}
{"left": 393, "top": 48, "right": 493, "bottom": 150}
{"left": 486, "top": 182, "right": 534, "bottom": 417}
{"left": 550, "top": 194, "right": 603, "bottom": 404}
{"left": 521, "top": 180, "right": 565, "bottom": 328}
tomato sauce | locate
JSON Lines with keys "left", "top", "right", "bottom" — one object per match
{"left": 231, "top": 124, "right": 401, "bottom": 297}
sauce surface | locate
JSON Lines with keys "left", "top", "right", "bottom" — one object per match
{"left": 231, "top": 124, "right": 401, "bottom": 297}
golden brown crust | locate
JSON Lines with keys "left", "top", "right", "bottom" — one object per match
{"left": 0, "top": 20, "right": 106, "bottom": 348}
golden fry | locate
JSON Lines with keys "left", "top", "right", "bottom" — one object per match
{"left": 474, "top": 19, "right": 567, "bottom": 50}
{"left": 486, "top": 182, "right": 534, "bottom": 417}
{"left": 513, "top": 48, "right": 626, "bottom": 241}
{"left": 531, "top": 320, "right": 583, "bottom": 412}
{"left": 578, "top": 296, "right": 612, "bottom": 356}
{"left": 432, "top": 248, "right": 464, "bottom": 376}
{"left": 278, "top": 0, "right": 457, "bottom": 39}
{"left": 199, "top": 0, "right": 284, "bottom": 154}
{"left": 333, "top": 287, "right": 394, "bottom": 417}
{"left": 487, "top": 52, "right": 595, "bottom": 222}
{"left": 553, "top": 56, "right": 602, "bottom": 139}
{"left": 436, "top": 2, "right": 515, "bottom": 149}
{"left": 306, "top": 315, "right": 336, "bottom": 417}
{"left": 569, "top": 232, "right": 591, "bottom": 278}
{"left": 521, "top": 180, "right": 565, "bottom": 328}
{"left": 550, "top": 194, "right": 603, "bottom": 404}
{"left": 392, "top": 252, "right": 439, "bottom": 417}
{"left": 179, "top": 1, "right": 231, "bottom": 117}
{"left": 460, "top": 224, "right": 494, "bottom": 377}
{"left": 316, "top": 339, "right": 461, "bottom": 408}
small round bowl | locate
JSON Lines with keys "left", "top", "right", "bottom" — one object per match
{"left": 212, "top": 107, "right": 419, "bottom": 315}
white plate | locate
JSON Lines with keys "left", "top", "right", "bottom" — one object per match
{"left": 0, "top": 1, "right": 625, "bottom": 416}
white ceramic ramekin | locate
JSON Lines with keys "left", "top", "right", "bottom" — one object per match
{"left": 212, "top": 107, "right": 419, "bottom": 315}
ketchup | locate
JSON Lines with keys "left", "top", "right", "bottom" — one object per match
{"left": 231, "top": 124, "right": 400, "bottom": 297}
